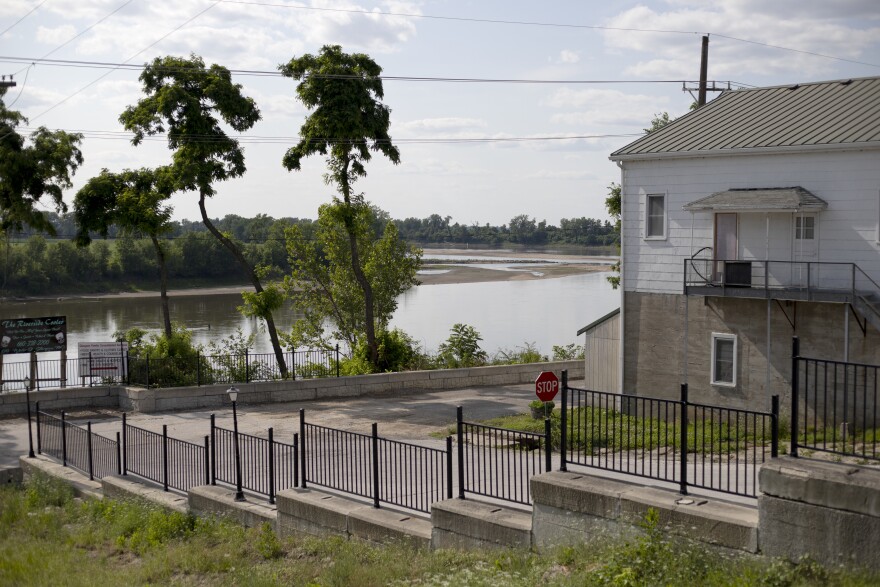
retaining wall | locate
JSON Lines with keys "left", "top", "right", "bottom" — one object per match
{"left": 0, "top": 360, "right": 583, "bottom": 415}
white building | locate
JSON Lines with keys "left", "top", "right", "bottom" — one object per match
{"left": 609, "top": 76, "right": 880, "bottom": 410}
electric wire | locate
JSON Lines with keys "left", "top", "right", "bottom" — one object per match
{"left": 0, "top": 0, "right": 48, "bottom": 38}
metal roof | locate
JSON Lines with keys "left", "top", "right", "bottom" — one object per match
{"left": 683, "top": 187, "right": 828, "bottom": 212}
{"left": 577, "top": 307, "right": 620, "bottom": 336}
{"left": 610, "top": 76, "right": 880, "bottom": 160}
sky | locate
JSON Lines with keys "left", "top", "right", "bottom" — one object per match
{"left": 2, "top": 0, "right": 879, "bottom": 228}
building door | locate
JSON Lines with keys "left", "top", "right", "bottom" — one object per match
{"left": 714, "top": 213, "right": 738, "bottom": 281}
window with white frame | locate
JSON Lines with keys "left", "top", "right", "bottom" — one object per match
{"left": 795, "top": 215, "right": 815, "bottom": 240}
{"left": 645, "top": 193, "right": 666, "bottom": 239}
{"left": 711, "top": 333, "right": 737, "bottom": 386}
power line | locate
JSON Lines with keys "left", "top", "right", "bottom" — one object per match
{"left": 0, "top": 0, "right": 48, "bottom": 38}
{"left": 0, "top": 55, "right": 753, "bottom": 88}
{"left": 15, "top": 125, "right": 643, "bottom": 145}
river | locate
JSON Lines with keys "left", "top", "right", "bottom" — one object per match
{"left": 0, "top": 252, "right": 619, "bottom": 361}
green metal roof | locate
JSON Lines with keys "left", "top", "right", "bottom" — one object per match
{"left": 610, "top": 76, "right": 880, "bottom": 160}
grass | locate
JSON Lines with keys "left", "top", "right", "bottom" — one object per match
{"left": 2, "top": 473, "right": 877, "bottom": 586}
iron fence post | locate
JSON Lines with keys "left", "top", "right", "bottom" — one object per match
{"left": 290, "top": 350, "right": 296, "bottom": 381}
{"left": 197, "top": 352, "right": 201, "bottom": 387}
{"left": 61, "top": 412, "right": 67, "bottom": 467}
{"left": 456, "top": 406, "right": 465, "bottom": 499}
{"left": 87, "top": 421, "right": 94, "bottom": 481}
{"left": 116, "top": 432, "right": 122, "bottom": 475}
{"left": 544, "top": 417, "right": 552, "bottom": 473}
{"left": 146, "top": 356, "right": 150, "bottom": 388}
{"left": 122, "top": 412, "right": 127, "bottom": 475}
{"left": 446, "top": 436, "right": 453, "bottom": 499}
{"left": 210, "top": 414, "right": 216, "bottom": 485}
{"left": 25, "top": 381, "right": 34, "bottom": 458}
{"left": 335, "top": 344, "right": 340, "bottom": 378}
{"left": 89, "top": 352, "right": 93, "bottom": 387}
{"left": 560, "top": 369, "right": 568, "bottom": 472}
{"left": 299, "top": 409, "right": 307, "bottom": 489}
{"left": 293, "top": 433, "right": 299, "bottom": 488}
{"left": 371, "top": 423, "right": 380, "bottom": 508}
{"left": 679, "top": 384, "right": 689, "bottom": 495}
{"left": 245, "top": 350, "right": 250, "bottom": 383}
{"left": 791, "top": 336, "right": 800, "bottom": 458}
{"left": 771, "top": 395, "right": 780, "bottom": 458}
{"left": 35, "top": 401, "right": 41, "bottom": 455}
{"left": 162, "top": 424, "right": 169, "bottom": 492}
{"left": 268, "top": 427, "right": 276, "bottom": 505}
{"left": 204, "top": 436, "right": 210, "bottom": 485}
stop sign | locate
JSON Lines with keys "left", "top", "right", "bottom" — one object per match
{"left": 535, "top": 371, "right": 559, "bottom": 402}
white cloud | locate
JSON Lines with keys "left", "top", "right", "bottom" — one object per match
{"left": 398, "top": 117, "right": 488, "bottom": 131}
{"left": 557, "top": 49, "right": 581, "bottom": 64}
{"left": 35, "top": 25, "right": 77, "bottom": 45}
{"left": 520, "top": 169, "right": 597, "bottom": 181}
{"left": 546, "top": 88, "right": 668, "bottom": 127}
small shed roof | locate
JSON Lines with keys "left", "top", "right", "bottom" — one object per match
{"left": 610, "top": 76, "right": 880, "bottom": 160}
{"left": 682, "top": 187, "right": 828, "bottom": 213}
{"left": 577, "top": 308, "right": 620, "bottom": 336}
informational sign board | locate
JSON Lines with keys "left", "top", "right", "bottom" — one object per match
{"left": 535, "top": 370, "right": 560, "bottom": 402}
{"left": 78, "top": 342, "right": 129, "bottom": 378}
{"left": 0, "top": 316, "right": 67, "bottom": 355}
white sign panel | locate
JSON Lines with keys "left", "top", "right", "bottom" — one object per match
{"left": 78, "top": 342, "right": 128, "bottom": 378}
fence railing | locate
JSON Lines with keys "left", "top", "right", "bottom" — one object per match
{"left": 300, "top": 409, "right": 452, "bottom": 513}
{"left": 456, "top": 406, "right": 551, "bottom": 505}
{"left": 791, "top": 337, "right": 879, "bottom": 461}
{"left": 560, "top": 372, "right": 778, "bottom": 498}
{"left": 0, "top": 346, "right": 341, "bottom": 393}
{"left": 35, "top": 405, "right": 121, "bottom": 481}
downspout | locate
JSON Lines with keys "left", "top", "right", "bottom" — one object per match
{"left": 766, "top": 212, "right": 771, "bottom": 400}
{"left": 616, "top": 160, "right": 626, "bottom": 395}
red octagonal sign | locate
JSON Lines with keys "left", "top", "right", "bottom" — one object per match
{"left": 535, "top": 371, "right": 559, "bottom": 402}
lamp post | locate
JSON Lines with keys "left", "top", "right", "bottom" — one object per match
{"left": 227, "top": 386, "right": 245, "bottom": 501}
{"left": 24, "top": 376, "right": 34, "bottom": 458}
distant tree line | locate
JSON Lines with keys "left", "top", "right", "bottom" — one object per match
{"left": 1, "top": 210, "right": 616, "bottom": 296}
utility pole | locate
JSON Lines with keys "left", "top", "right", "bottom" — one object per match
{"left": 683, "top": 35, "right": 726, "bottom": 107}
{"left": 0, "top": 76, "right": 16, "bottom": 89}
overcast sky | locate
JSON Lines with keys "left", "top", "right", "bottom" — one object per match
{"left": 2, "top": 0, "right": 879, "bottom": 227}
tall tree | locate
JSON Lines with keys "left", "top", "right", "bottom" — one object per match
{"left": 119, "top": 55, "right": 289, "bottom": 376}
{"left": 283, "top": 201, "right": 420, "bottom": 362}
{"left": 279, "top": 45, "right": 401, "bottom": 369}
{"left": 73, "top": 168, "right": 176, "bottom": 339}
{"left": 0, "top": 87, "right": 83, "bottom": 235}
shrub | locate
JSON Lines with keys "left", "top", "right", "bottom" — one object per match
{"left": 437, "top": 323, "right": 487, "bottom": 368}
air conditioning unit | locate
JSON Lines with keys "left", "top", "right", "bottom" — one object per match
{"left": 724, "top": 262, "right": 752, "bottom": 287}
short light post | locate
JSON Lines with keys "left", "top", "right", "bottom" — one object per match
{"left": 227, "top": 386, "right": 245, "bottom": 501}
{"left": 24, "top": 376, "right": 34, "bottom": 458}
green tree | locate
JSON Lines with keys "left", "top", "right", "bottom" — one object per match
{"left": 119, "top": 55, "right": 290, "bottom": 377}
{"left": 282, "top": 201, "right": 421, "bottom": 368}
{"left": 437, "top": 323, "right": 487, "bottom": 368}
{"left": 0, "top": 87, "right": 83, "bottom": 237}
{"left": 74, "top": 168, "right": 175, "bottom": 338}
{"left": 280, "top": 45, "right": 402, "bottom": 370}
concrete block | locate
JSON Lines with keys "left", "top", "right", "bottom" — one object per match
{"left": 19, "top": 455, "right": 103, "bottom": 500}
{"left": 188, "top": 485, "right": 277, "bottom": 529}
{"left": 275, "top": 488, "right": 362, "bottom": 539}
{"left": 155, "top": 397, "right": 208, "bottom": 412}
{"left": 348, "top": 506, "right": 432, "bottom": 549}
{"left": 760, "top": 493, "right": 880, "bottom": 571}
{"left": 153, "top": 387, "right": 206, "bottom": 399}
{"left": 760, "top": 456, "right": 880, "bottom": 517}
{"left": 0, "top": 467, "right": 23, "bottom": 485}
{"left": 431, "top": 499, "right": 532, "bottom": 550}
{"left": 531, "top": 471, "right": 626, "bottom": 518}
{"left": 270, "top": 389, "right": 316, "bottom": 403}
{"left": 532, "top": 501, "right": 629, "bottom": 551}
{"left": 102, "top": 475, "right": 188, "bottom": 513}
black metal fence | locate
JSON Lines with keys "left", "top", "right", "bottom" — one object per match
{"left": 456, "top": 406, "right": 551, "bottom": 505}
{"left": 300, "top": 409, "right": 452, "bottom": 513}
{"left": 560, "top": 372, "right": 779, "bottom": 498}
{"left": 0, "top": 346, "right": 341, "bottom": 393}
{"left": 791, "top": 337, "right": 879, "bottom": 461}
{"left": 35, "top": 405, "right": 121, "bottom": 481}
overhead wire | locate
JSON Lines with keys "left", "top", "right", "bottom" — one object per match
{"left": 0, "top": 0, "right": 48, "bottom": 38}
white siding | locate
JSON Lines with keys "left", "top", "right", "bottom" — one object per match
{"left": 621, "top": 149, "right": 880, "bottom": 294}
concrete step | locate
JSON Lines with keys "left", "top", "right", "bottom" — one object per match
{"left": 19, "top": 455, "right": 103, "bottom": 500}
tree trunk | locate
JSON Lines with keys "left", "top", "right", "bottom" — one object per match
{"left": 339, "top": 165, "right": 378, "bottom": 370}
{"left": 150, "top": 235, "right": 173, "bottom": 340}
{"left": 198, "top": 192, "right": 289, "bottom": 378}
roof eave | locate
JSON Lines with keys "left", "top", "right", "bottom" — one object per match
{"left": 609, "top": 141, "right": 880, "bottom": 163}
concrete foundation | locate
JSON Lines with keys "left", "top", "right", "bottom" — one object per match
{"left": 188, "top": 485, "right": 277, "bottom": 529}
{"left": 531, "top": 471, "right": 759, "bottom": 553}
{"left": 759, "top": 457, "right": 880, "bottom": 571}
{"left": 431, "top": 499, "right": 532, "bottom": 551}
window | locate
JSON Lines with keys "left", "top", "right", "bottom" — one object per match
{"left": 711, "top": 333, "right": 737, "bottom": 386}
{"left": 795, "top": 216, "right": 815, "bottom": 240}
{"left": 646, "top": 194, "right": 666, "bottom": 239}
